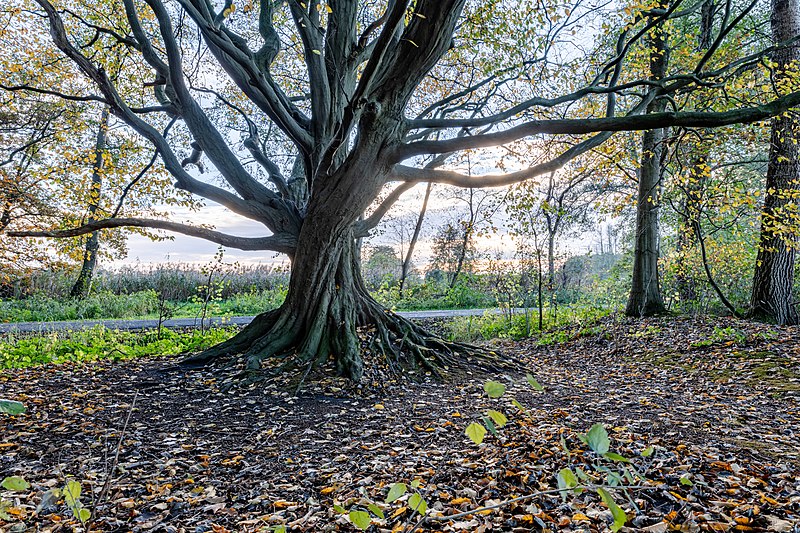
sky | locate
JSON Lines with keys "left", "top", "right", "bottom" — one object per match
{"left": 112, "top": 183, "right": 606, "bottom": 271}
{"left": 115, "top": 203, "right": 289, "bottom": 267}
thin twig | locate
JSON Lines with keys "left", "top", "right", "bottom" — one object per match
{"left": 87, "top": 392, "right": 138, "bottom": 529}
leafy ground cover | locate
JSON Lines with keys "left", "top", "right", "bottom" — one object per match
{"left": 0, "top": 327, "right": 237, "bottom": 369}
{"left": 0, "top": 316, "right": 798, "bottom": 532}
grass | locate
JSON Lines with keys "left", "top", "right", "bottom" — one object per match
{"left": 445, "top": 304, "right": 614, "bottom": 343}
{"left": 0, "top": 282, "right": 494, "bottom": 323}
{"left": 0, "top": 326, "right": 237, "bottom": 369}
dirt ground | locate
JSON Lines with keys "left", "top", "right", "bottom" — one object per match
{"left": 1, "top": 315, "right": 798, "bottom": 532}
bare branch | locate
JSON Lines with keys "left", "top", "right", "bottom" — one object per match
{"left": 9, "top": 218, "right": 297, "bottom": 254}
{"left": 395, "top": 89, "right": 800, "bottom": 160}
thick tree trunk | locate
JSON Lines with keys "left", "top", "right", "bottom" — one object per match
{"left": 749, "top": 0, "right": 800, "bottom": 325}
{"left": 184, "top": 209, "right": 498, "bottom": 382}
{"left": 626, "top": 17, "right": 669, "bottom": 317}
{"left": 71, "top": 106, "right": 109, "bottom": 299}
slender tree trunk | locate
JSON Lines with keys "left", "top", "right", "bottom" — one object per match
{"left": 626, "top": 17, "right": 670, "bottom": 317}
{"left": 749, "top": 0, "right": 800, "bottom": 325}
{"left": 449, "top": 223, "right": 471, "bottom": 289}
{"left": 71, "top": 106, "right": 109, "bottom": 299}
{"left": 675, "top": 0, "right": 714, "bottom": 304}
{"left": 399, "top": 182, "right": 432, "bottom": 296}
{"left": 547, "top": 233, "right": 556, "bottom": 308}
{"left": 537, "top": 248, "right": 544, "bottom": 330}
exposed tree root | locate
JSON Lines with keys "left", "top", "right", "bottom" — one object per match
{"left": 180, "top": 299, "right": 515, "bottom": 387}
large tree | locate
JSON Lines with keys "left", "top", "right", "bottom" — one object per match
{"left": 11, "top": 0, "right": 800, "bottom": 380}
{"left": 749, "top": 0, "right": 800, "bottom": 325}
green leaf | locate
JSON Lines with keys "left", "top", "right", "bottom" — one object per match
{"left": 367, "top": 503, "right": 385, "bottom": 519}
{"left": 511, "top": 399, "right": 527, "bottom": 412}
{"left": 560, "top": 434, "right": 570, "bottom": 458}
{"left": 597, "top": 488, "right": 627, "bottom": 532}
{"left": 487, "top": 410, "right": 508, "bottom": 428}
{"left": 408, "top": 493, "right": 427, "bottom": 515}
{"left": 1, "top": 476, "right": 30, "bottom": 491}
{"left": 333, "top": 504, "right": 347, "bottom": 514}
{"left": 641, "top": 446, "right": 655, "bottom": 458}
{"left": 526, "top": 373, "right": 544, "bottom": 391}
{"left": 410, "top": 479, "right": 421, "bottom": 489}
{"left": 679, "top": 475, "right": 693, "bottom": 486}
{"left": 272, "top": 526, "right": 286, "bottom": 533}
{"left": 349, "top": 510, "right": 371, "bottom": 530}
{"left": 63, "top": 480, "right": 81, "bottom": 507}
{"left": 556, "top": 468, "right": 579, "bottom": 500}
{"left": 465, "top": 422, "right": 487, "bottom": 445}
{"left": 584, "top": 424, "right": 610, "bottom": 455}
{"left": 0, "top": 400, "right": 25, "bottom": 415}
{"left": 483, "top": 380, "right": 506, "bottom": 398}
{"left": 575, "top": 467, "right": 591, "bottom": 482}
{"left": 482, "top": 415, "right": 497, "bottom": 437}
{"left": 0, "top": 501, "right": 12, "bottom": 521}
{"left": 77, "top": 507, "right": 91, "bottom": 523}
{"left": 604, "top": 452, "right": 631, "bottom": 463}
{"left": 605, "top": 471, "right": 622, "bottom": 487}
{"left": 385, "top": 482, "right": 407, "bottom": 503}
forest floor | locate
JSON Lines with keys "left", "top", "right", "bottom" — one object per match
{"left": 1, "top": 315, "right": 799, "bottom": 532}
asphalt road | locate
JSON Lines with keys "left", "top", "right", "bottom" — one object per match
{"left": 0, "top": 308, "right": 515, "bottom": 334}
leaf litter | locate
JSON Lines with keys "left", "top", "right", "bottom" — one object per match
{"left": 0, "top": 315, "right": 798, "bottom": 532}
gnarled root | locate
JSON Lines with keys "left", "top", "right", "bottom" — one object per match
{"left": 180, "top": 299, "right": 514, "bottom": 386}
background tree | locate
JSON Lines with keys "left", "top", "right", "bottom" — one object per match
{"left": 70, "top": 107, "right": 110, "bottom": 298}
{"left": 625, "top": 8, "right": 671, "bottom": 317}
{"left": 0, "top": 3, "right": 185, "bottom": 288}
{"left": 749, "top": 0, "right": 800, "bottom": 325}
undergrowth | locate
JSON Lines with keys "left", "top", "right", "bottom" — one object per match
{"left": 446, "top": 304, "right": 615, "bottom": 343}
{"left": 0, "top": 289, "right": 287, "bottom": 323}
{"left": 0, "top": 326, "right": 237, "bottom": 369}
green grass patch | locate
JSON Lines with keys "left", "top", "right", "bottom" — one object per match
{"left": 446, "top": 305, "right": 614, "bottom": 343}
{"left": 0, "top": 326, "right": 237, "bottom": 369}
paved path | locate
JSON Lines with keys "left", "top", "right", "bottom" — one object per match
{"left": 0, "top": 308, "right": 518, "bottom": 334}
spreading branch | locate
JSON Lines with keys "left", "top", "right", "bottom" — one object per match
{"left": 395, "top": 89, "right": 800, "bottom": 161}
{"left": 9, "top": 218, "right": 297, "bottom": 254}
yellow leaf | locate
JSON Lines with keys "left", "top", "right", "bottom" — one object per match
{"left": 391, "top": 506, "right": 407, "bottom": 519}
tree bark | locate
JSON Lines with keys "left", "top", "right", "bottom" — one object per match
{"left": 626, "top": 18, "right": 670, "bottom": 317}
{"left": 183, "top": 175, "right": 498, "bottom": 382}
{"left": 71, "top": 106, "right": 109, "bottom": 299}
{"left": 749, "top": 0, "right": 800, "bottom": 325}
